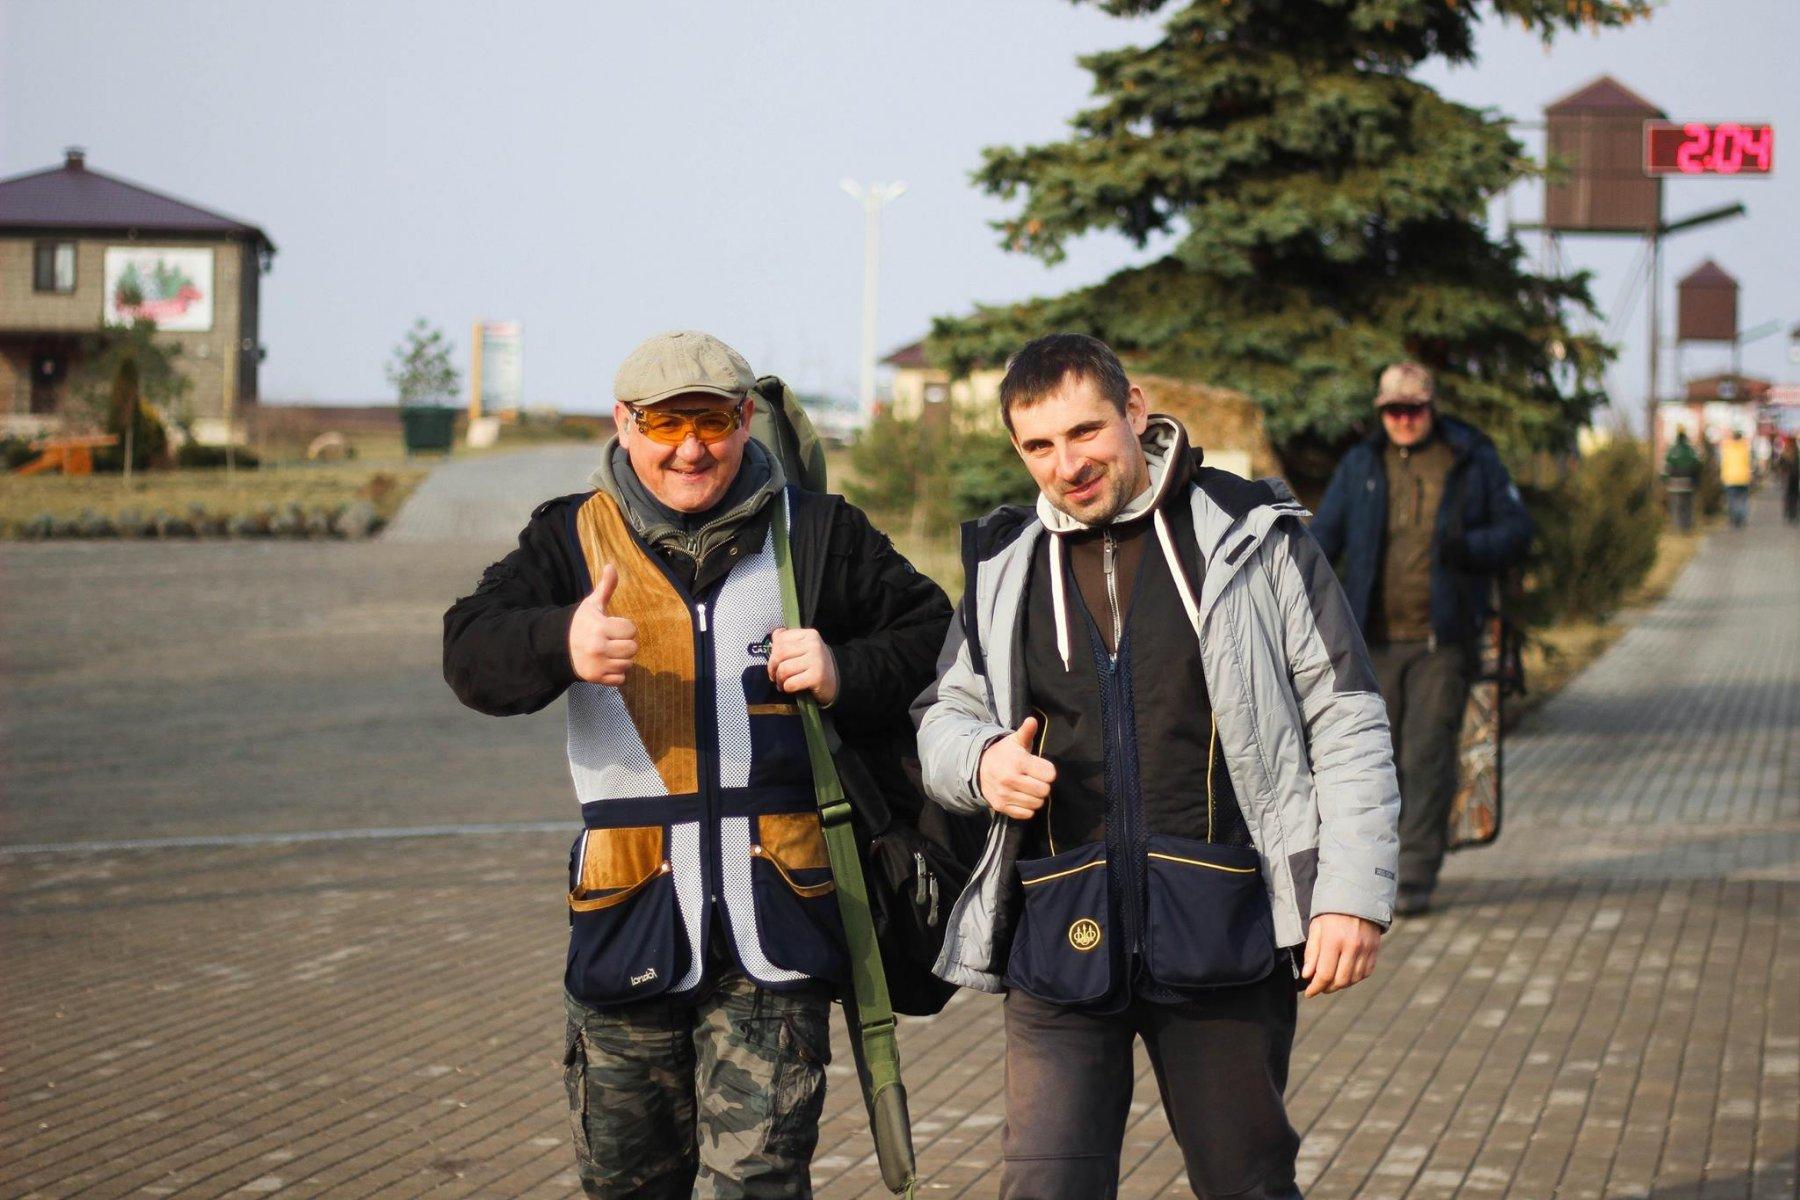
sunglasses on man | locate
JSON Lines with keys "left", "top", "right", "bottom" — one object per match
{"left": 631, "top": 401, "right": 747, "bottom": 446}
{"left": 1379, "top": 402, "right": 1432, "bottom": 420}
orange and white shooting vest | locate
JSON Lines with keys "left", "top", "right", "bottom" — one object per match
{"left": 560, "top": 488, "right": 844, "bottom": 1006}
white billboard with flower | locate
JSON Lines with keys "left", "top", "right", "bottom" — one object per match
{"left": 103, "top": 247, "right": 214, "bottom": 331}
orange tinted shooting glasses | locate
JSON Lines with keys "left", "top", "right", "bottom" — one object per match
{"left": 631, "top": 402, "right": 747, "bottom": 446}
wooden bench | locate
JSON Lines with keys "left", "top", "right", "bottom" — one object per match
{"left": 13, "top": 434, "right": 120, "bottom": 476}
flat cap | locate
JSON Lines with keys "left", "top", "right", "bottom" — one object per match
{"left": 613, "top": 330, "right": 756, "bottom": 407}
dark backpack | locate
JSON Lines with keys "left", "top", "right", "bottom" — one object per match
{"left": 750, "top": 375, "right": 829, "bottom": 492}
{"left": 758, "top": 374, "right": 983, "bottom": 1016}
{"left": 834, "top": 730, "right": 987, "bottom": 1016}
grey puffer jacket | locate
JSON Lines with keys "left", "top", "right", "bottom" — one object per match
{"left": 912, "top": 419, "right": 1400, "bottom": 992}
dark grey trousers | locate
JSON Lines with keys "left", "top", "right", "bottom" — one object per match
{"left": 999, "top": 974, "right": 1303, "bottom": 1200}
{"left": 1368, "top": 639, "right": 1475, "bottom": 891}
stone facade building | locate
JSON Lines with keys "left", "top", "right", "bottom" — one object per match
{"left": 0, "top": 148, "right": 275, "bottom": 441}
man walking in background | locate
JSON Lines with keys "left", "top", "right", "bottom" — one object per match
{"left": 1663, "top": 428, "right": 1701, "bottom": 534}
{"left": 1777, "top": 436, "right": 1800, "bottom": 526}
{"left": 1311, "top": 362, "right": 1531, "bottom": 918}
{"left": 915, "top": 334, "right": 1398, "bottom": 1199}
{"left": 1720, "top": 429, "right": 1754, "bottom": 529}
{"left": 442, "top": 331, "right": 950, "bottom": 1199}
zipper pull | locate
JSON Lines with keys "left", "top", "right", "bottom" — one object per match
{"left": 697, "top": 605, "right": 709, "bottom": 633}
{"left": 1103, "top": 530, "right": 1122, "bottom": 655}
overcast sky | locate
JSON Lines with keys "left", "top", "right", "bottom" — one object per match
{"left": 4, "top": 0, "right": 1794, "bottom": 423}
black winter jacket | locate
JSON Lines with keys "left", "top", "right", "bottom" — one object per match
{"left": 1310, "top": 415, "right": 1532, "bottom": 646}
{"left": 443, "top": 488, "right": 953, "bottom": 818}
{"left": 444, "top": 482, "right": 957, "bottom": 841}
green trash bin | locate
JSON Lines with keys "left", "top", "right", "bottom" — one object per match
{"left": 400, "top": 405, "right": 458, "bottom": 455}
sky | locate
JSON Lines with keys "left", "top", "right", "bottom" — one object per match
{"left": 4, "top": 0, "right": 1795, "bottom": 424}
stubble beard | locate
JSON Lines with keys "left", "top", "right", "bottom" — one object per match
{"left": 1054, "top": 465, "right": 1139, "bottom": 526}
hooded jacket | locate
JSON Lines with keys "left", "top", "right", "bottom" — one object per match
{"left": 1309, "top": 416, "right": 1532, "bottom": 647}
{"left": 912, "top": 416, "right": 1400, "bottom": 992}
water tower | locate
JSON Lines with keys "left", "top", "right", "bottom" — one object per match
{"left": 1544, "top": 76, "right": 1664, "bottom": 234}
{"left": 1530, "top": 76, "right": 1754, "bottom": 455}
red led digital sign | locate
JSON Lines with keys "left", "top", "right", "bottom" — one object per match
{"left": 1644, "top": 122, "right": 1775, "bottom": 176}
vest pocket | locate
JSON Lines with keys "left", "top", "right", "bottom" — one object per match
{"left": 1003, "top": 841, "right": 1114, "bottom": 1005}
{"left": 564, "top": 825, "right": 686, "bottom": 1004}
{"left": 749, "top": 812, "right": 846, "bottom": 983}
{"left": 743, "top": 668, "right": 810, "bottom": 788}
{"left": 1142, "top": 833, "right": 1276, "bottom": 989}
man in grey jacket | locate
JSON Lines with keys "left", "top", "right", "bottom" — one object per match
{"left": 913, "top": 334, "right": 1400, "bottom": 1200}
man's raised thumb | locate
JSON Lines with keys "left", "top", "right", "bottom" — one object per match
{"left": 1015, "top": 715, "right": 1040, "bottom": 751}
{"left": 594, "top": 563, "right": 619, "bottom": 612}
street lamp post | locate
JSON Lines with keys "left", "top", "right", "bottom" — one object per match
{"left": 840, "top": 179, "right": 907, "bottom": 419}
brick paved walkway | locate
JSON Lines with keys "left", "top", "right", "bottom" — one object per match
{"left": 2, "top": 495, "right": 1795, "bottom": 1198}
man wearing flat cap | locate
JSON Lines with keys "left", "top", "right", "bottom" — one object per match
{"left": 1310, "top": 362, "right": 1531, "bottom": 917}
{"left": 444, "top": 331, "right": 950, "bottom": 1198}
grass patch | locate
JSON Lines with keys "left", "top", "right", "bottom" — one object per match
{"left": 0, "top": 461, "right": 430, "bottom": 538}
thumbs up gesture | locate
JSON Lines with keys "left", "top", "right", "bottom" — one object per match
{"left": 569, "top": 563, "right": 639, "bottom": 687}
{"left": 977, "top": 715, "right": 1057, "bottom": 820}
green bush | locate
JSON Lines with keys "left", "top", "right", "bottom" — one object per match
{"left": 1, "top": 436, "right": 37, "bottom": 470}
{"left": 1518, "top": 438, "right": 1662, "bottom": 626}
{"left": 846, "top": 410, "right": 946, "bottom": 518}
{"left": 846, "top": 412, "right": 1039, "bottom": 534}
{"left": 175, "top": 444, "right": 261, "bottom": 470}
{"left": 91, "top": 399, "right": 168, "bottom": 472}
{"left": 950, "top": 427, "right": 1036, "bottom": 519}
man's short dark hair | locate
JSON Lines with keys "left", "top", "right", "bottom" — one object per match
{"left": 998, "top": 333, "right": 1130, "bottom": 434}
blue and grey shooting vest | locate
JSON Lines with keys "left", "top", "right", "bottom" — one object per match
{"left": 561, "top": 488, "right": 844, "bottom": 1006}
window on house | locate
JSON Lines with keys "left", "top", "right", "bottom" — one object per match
{"left": 33, "top": 241, "right": 76, "bottom": 293}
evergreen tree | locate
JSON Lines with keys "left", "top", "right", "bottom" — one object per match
{"left": 928, "top": 0, "right": 1650, "bottom": 460}
{"left": 73, "top": 316, "right": 187, "bottom": 475}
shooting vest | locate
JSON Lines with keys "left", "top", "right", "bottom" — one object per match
{"left": 560, "top": 487, "right": 844, "bottom": 1006}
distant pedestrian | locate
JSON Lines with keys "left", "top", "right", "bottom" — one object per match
{"left": 1663, "top": 429, "right": 1701, "bottom": 534}
{"left": 1720, "top": 431, "right": 1754, "bottom": 529}
{"left": 1311, "top": 362, "right": 1532, "bottom": 918}
{"left": 442, "top": 331, "right": 951, "bottom": 1199}
{"left": 1778, "top": 437, "right": 1800, "bottom": 526}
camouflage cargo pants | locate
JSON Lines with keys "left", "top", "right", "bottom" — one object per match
{"left": 563, "top": 971, "right": 832, "bottom": 1199}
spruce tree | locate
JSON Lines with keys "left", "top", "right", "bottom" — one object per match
{"left": 928, "top": 0, "right": 1650, "bottom": 462}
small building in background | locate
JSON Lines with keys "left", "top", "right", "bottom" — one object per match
{"left": 881, "top": 340, "right": 1005, "bottom": 431}
{"left": 1660, "top": 373, "right": 1771, "bottom": 448}
{"left": 0, "top": 148, "right": 275, "bottom": 441}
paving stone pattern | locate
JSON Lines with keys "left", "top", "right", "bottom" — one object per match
{"left": 1, "top": 485, "right": 1794, "bottom": 1198}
